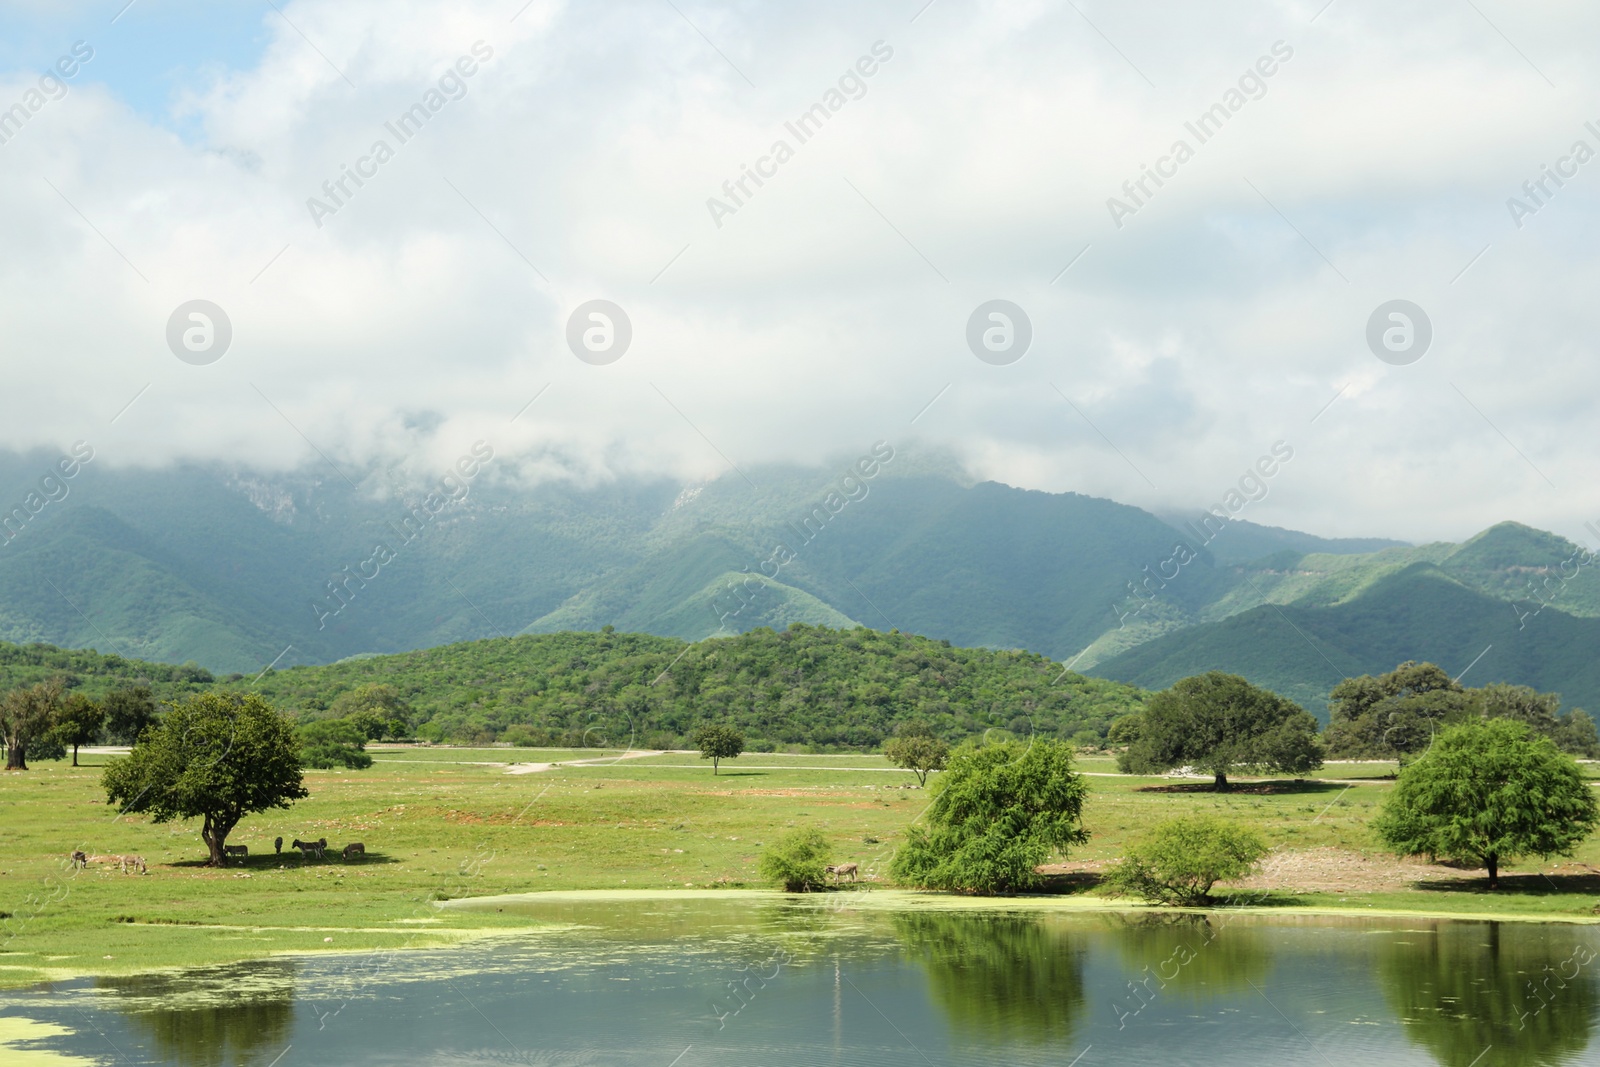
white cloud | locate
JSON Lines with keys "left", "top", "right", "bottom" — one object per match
{"left": 0, "top": 0, "right": 1597, "bottom": 545}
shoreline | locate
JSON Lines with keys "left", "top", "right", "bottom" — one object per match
{"left": 6, "top": 886, "right": 1596, "bottom": 993}
{"left": 441, "top": 886, "right": 1600, "bottom": 926}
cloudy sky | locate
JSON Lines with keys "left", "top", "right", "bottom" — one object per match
{"left": 0, "top": 0, "right": 1596, "bottom": 544}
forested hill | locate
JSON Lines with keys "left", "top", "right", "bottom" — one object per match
{"left": 217, "top": 626, "right": 1148, "bottom": 749}
{"left": 0, "top": 627, "right": 1148, "bottom": 750}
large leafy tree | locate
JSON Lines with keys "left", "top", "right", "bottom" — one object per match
{"left": 1, "top": 679, "right": 65, "bottom": 770}
{"left": 298, "top": 718, "right": 374, "bottom": 769}
{"left": 102, "top": 692, "right": 308, "bottom": 866}
{"left": 53, "top": 693, "right": 105, "bottom": 766}
{"left": 1117, "top": 672, "right": 1322, "bottom": 789}
{"left": 891, "top": 738, "right": 1089, "bottom": 894}
{"left": 102, "top": 685, "right": 159, "bottom": 744}
{"left": 1322, "top": 661, "right": 1471, "bottom": 760}
{"left": 1373, "top": 718, "right": 1598, "bottom": 888}
{"left": 693, "top": 722, "right": 745, "bottom": 774}
{"left": 328, "top": 683, "right": 413, "bottom": 739}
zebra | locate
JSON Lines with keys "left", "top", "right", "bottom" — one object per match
{"left": 342, "top": 842, "right": 365, "bottom": 861}
{"left": 84, "top": 854, "right": 146, "bottom": 874}
{"left": 223, "top": 844, "right": 248, "bottom": 864}
{"left": 825, "top": 863, "right": 859, "bottom": 883}
{"left": 69, "top": 850, "right": 87, "bottom": 869}
{"left": 274, "top": 836, "right": 283, "bottom": 855}
{"left": 291, "top": 838, "right": 322, "bottom": 861}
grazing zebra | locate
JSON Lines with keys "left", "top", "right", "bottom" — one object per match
{"left": 291, "top": 838, "right": 320, "bottom": 860}
{"left": 826, "top": 863, "right": 859, "bottom": 883}
{"left": 84, "top": 854, "right": 146, "bottom": 874}
{"left": 342, "top": 842, "right": 364, "bottom": 861}
{"left": 224, "top": 844, "right": 248, "bottom": 863}
{"left": 69, "top": 850, "right": 87, "bottom": 869}
{"left": 274, "top": 836, "right": 283, "bottom": 855}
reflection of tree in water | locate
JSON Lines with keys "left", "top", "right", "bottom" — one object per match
{"left": 97, "top": 959, "right": 295, "bottom": 1067}
{"left": 1104, "top": 912, "right": 1273, "bottom": 1000}
{"left": 1379, "top": 922, "right": 1599, "bottom": 1067}
{"left": 890, "top": 911, "right": 1084, "bottom": 1044}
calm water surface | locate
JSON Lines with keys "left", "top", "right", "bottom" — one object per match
{"left": 3, "top": 895, "right": 1597, "bottom": 1066}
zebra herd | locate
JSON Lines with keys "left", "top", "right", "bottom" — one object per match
{"left": 67, "top": 837, "right": 366, "bottom": 872}
{"left": 240, "top": 837, "right": 365, "bottom": 863}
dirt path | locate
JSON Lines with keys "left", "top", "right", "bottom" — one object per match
{"left": 505, "top": 750, "right": 668, "bottom": 775}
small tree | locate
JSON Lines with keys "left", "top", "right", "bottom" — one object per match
{"left": 891, "top": 738, "right": 1089, "bottom": 894}
{"left": 758, "top": 828, "right": 832, "bottom": 891}
{"left": 103, "top": 685, "right": 159, "bottom": 744}
{"left": 53, "top": 693, "right": 105, "bottom": 767}
{"left": 885, "top": 723, "right": 949, "bottom": 786}
{"left": 298, "top": 718, "right": 374, "bottom": 769}
{"left": 1, "top": 680, "right": 65, "bottom": 770}
{"left": 1118, "top": 672, "right": 1321, "bottom": 790}
{"left": 693, "top": 722, "right": 745, "bottom": 774}
{"left": 102, "top": 692, "right": 308, "bottom": 866}
{"left": 1107, "top": 816, "right": 1268, "bottom": 906}
{"left": 1374, "top": 719, "right": 1599, "bottom": 888}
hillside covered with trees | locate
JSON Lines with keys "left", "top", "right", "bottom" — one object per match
{"left": 0, "top": 627, "right": 1148, "bottom": 751}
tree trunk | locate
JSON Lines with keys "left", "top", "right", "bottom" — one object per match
{"left": 1213, "top": 771, "right": 1228, "bottom": 791}
{"left": 713, "top": 756, "right": 719, "bottom": 775}
{"left": 202, "top": 814, "right": 228, "bottom": 866}
{"left": 71, "top": 744, "right": 79, "bottom": 767}
{"left": 1485, "top": 853, "right": 1499, "bottom": 889}
{"left": 6, "top": 741, "right": 26, "bottom": 771}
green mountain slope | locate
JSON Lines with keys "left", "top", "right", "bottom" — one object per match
{"left": 1094, "top": 562, "right": 1600, "bottom": 719}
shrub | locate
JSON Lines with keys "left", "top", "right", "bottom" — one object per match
{"left": 1107, "top": 816, "right": 1268, "bottom": 906}
{"left": 758, "top": 828, "right": 832, "bottom": 892}
{"left": 890, "top": 738, "right": 1088, "bottom": 894}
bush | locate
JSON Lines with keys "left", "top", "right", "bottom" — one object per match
{"left": 890, "top": 738, "right": 1088, "bottom": 894}
{"left": 758, "top": 828, "right": 832, "bottom": 892}
{"left": 1107, "top": 816, "right": 1268, "bottom": 906}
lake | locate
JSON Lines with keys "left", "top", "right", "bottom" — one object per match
{"left": 3, "top": 893, "right": 1597, "bottom": 1066}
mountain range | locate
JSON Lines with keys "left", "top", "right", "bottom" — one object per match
{"left": 1, "top": 446, "right": 1595, "bottom": 718}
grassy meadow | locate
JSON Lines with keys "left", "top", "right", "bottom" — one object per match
{"left": 2, "top": 746, "right": 1598, "bottom": 990}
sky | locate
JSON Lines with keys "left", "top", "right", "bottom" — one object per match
{"left": 0, "top": 0, "right": 1597, "bottom": 545}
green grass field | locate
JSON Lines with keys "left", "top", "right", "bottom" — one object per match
{"left": 2, "top": 747, "right": 1597, "bottom": 991}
